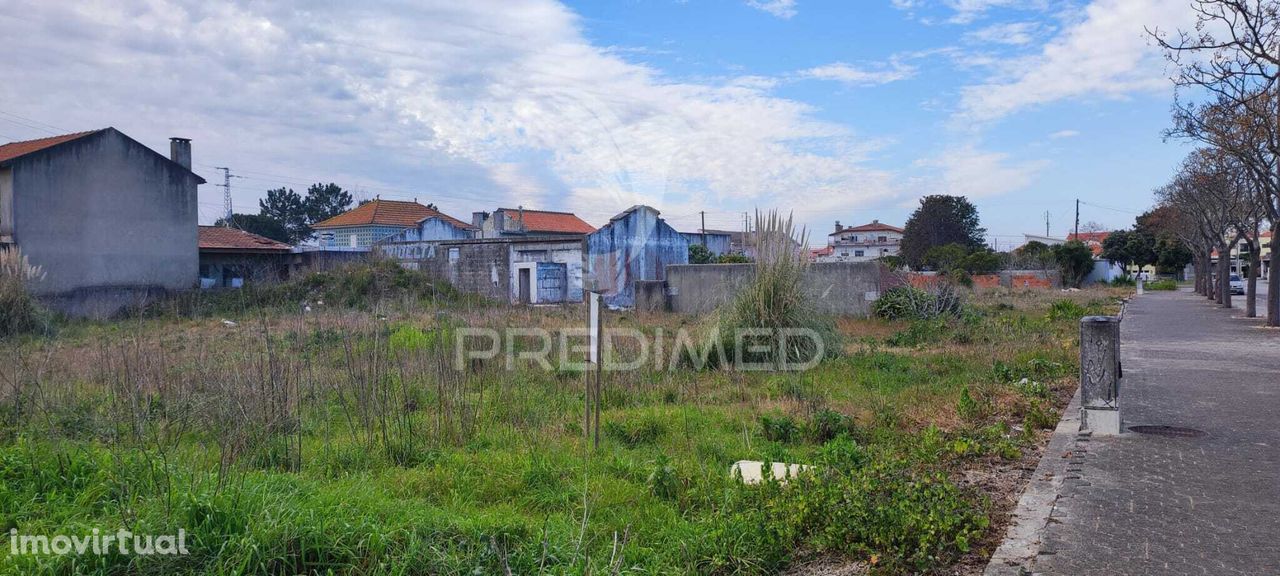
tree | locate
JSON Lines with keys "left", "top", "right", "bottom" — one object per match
{"left": 1100, "top": 230, "right": 1157, "bottom": 273}
{"left": 688, "top": 243, "right": 714, "bottom": 264}
{"left": 214, "top": 213, "right": 291, "bottom": 244}
{"left": 899, "top": 195, "right": 987, "bottom": 269}
{"left": 1052, "top": 241, "right": 1095, "bottom": 288}
{"left": 259, "top": 187, "right": 310, "bottom": 243}
{"left": 1153, "top": 0, "right": 1280, "bottom": 324}
{"left": 304, "top": 182, "right": 353, "bottom": 224}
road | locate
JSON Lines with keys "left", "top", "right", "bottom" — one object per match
{"left": 1034, "top": 288, "right": 1280, "bottom": 575}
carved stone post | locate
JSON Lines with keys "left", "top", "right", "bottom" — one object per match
{"left": 1080, "top": 315, "right": 1121, "bottom": 435}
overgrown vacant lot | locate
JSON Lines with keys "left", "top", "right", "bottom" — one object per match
{"left": 0, "top": 264, "right": 1125, "bottom": 575}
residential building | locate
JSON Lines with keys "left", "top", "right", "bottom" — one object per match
{"left": 312, "top": 199, "right": 471, "bottom": 248}
{"left": 198, "top": 226, "right": 291, "bottom": 288}
{"left": 0, "top": 128, "right": 204, "bottom": 316}
{"left": 586, "top": 205, "right": 689, "bottom": 308}
{"left": 470, "top": 207, "right": 595, "bottom": 238}
{"left": 701, "top": 229, "right": 756, "bottom": 257}
{"left": 1067, "top": 231, "right": 1110, "bottom": 257}
{"left": 820, "top": 220, "right": 903, "bottom": 262}
{"left": 378, "top": 235, "right": 586, "bottom": 304}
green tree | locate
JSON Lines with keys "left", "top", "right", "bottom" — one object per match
{"left": 214, "top": 213, "right": 291, "bottom": 244}
{"left": 1053, "top": 241, "right": 1095, "bottom": 288}
{"left": 900, "top": 195, "right": 987, "bottom": 269}
{"left": 259, "top": 187, "right": 310, "bottom": 243}
{"left": 688, "top": 243, "right": 714, "bottom": 264}
{"left": 304, "top": 182, "right": 353, "bottom": 224}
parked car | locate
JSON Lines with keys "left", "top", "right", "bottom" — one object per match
{"left": 1230, "top": 274, "right": 1246, "bottom": 295}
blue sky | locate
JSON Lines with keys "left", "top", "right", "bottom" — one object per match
{"left": 0, "top": 0, "right": 1197, "bottom": 246}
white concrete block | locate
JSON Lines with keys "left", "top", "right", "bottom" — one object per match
{"left": 730, "top": 460, "right": 812, "bottom": 485}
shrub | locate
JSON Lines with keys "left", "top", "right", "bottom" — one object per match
{"left": 0, "top": 247, "right": 49, "bottom": 337}
{"left": 807, "top": 409, "right": 855, "bottom": 443}
{"left": 1046, "top": 299, "right": 1088, "bottom": 322}
{"left": 760, "top": 414, "right": 800, "bottom": 443}
{"left": 603, "top": 414, "right": 666, "bottom": 447}
{"left": 718, "top": 210, "right": 840, "bottom": 368}
{"left": 1146, "top": 279, "right": 1178, "bottom": 291}
{"left": 873, "top": 283, "right": 964, "bottom": 321}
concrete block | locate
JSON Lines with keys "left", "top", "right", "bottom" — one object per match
{"left": 730, "top": 460, "right": 812, "bottom": 485}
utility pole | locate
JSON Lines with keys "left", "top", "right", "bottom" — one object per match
{"left": 700, "top": 211, "right": 707, "bottom": 247}
{"left": 214, "top": 167, "right": 243, "bottom": 225}
{"left": 1044, "top": 211, "right": 1051, "bottom": 237}
{"left": 1074, "top": 199, "right": 1080, "bottom": 239}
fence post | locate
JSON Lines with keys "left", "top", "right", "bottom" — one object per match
{"left": 1079, "top": 315, "right": 1122, "bottom": 435}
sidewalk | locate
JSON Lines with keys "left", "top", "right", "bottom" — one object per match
{"left": 1027, "top": 289, "right": 1280, "bottom": 575}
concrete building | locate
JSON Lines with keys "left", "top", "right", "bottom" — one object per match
{"left": 470, "top": 207, "right": 595, "bottom": 239}
{"left": 312, "top": 199, "right": 471, "bottom": 248}
{"left": 378, "top": 235, "right": 586, "bottom": 304}
{"left": 379, "top": 212, "right": 477, "bottom": 244}
{"left": 586, "top": 205, "right": 689, "bottom": 308}
{"left": 0, "top": 128, "right": 204, "bottom": 316}
{"left": 819, "top": 220, "right": 903, "bottom": 262}
{"left": 197, "top": 226, "right": 292, "bottom": 288}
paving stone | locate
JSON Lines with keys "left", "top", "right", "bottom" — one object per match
{"left": 1035, "top": 290, "right": 1280, "bottom": 576}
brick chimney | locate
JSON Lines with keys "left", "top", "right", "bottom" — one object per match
{"left": 834, "top": 221, "right": 842, "bottom": 233}
{"left": 169, "top": 137, "right": 191, "bottom": 170}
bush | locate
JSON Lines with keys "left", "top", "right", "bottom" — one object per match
{"left": 718, "top": 210, "right": 840, "bottom": 368}
{"left": 760, "top": 414, "right": 800, "bottom": 443}
{"left": 1047, "top": 299, "right": 1088, "bottom": 322}
{"left": 873, "top": 284, "right": 964, "bottom": 321}
{"left": 1146, "top": 279, "right": 1178, "bottom": 291}
{"left": 0, "top": 248, "right": 49, "bottom": 337}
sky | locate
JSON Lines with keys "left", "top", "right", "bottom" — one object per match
{"left": 0, "top": 0, "right": 1201, "bottom": 247}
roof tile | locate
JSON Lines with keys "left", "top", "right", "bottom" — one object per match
{"left": 0, "top": 130, "right": 101, "bottom": 164}
{"left": 313, "top": 199, "right": 473, "bottom": 229}
{"left": 198, "top": 226, "right": 292, "bottom": 252}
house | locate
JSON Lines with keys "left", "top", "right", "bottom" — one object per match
{"left": 198, "top": 226, "right": 291, "bottom": 288}
{"left": 379, "top": 212, "right": 477, "bottom": 244}
{"left": 679, "top": 231, "right": 733, "bottom": 256}
{"left": 586, "top": 205, "right": 689, "bottom": 308}
{"left": 312, "top": 199, "right": 472, "bottom": 248}
{"left": 470, "top": 207, "right": 595, "bottom": 238}
{"left": 377, "top": 235, "right": 586, "bottom": 304}
{"left": 0, "top": 128, "right": 204, "bottom": 316}
{"left": 819, "top": 220, "right": 903, "bottom": 262}
{"left": 1067, "top": 231, "right": 1110, "bottom": 257}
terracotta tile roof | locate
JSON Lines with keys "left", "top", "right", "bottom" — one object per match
{"left": 199, "top": 226, "right": 292, "bottom": 252}
{"left": 829, "top": 220, "right": 904, "bottom": 235}
{"left": 498, "top": 208, "right": 596, "bottom": 234}
{"left": 312, "top": 199, "right": 473, "bottom": 229}
{"left": 0, "top": 130, "right": 101, "bottom": 164}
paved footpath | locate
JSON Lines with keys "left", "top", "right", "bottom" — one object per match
{"left": 1033, "top": 289, "right": 1280, "bottom": 575}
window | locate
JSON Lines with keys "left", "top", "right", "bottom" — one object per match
{"left": 877, "top": 236, "right": 887, "bottom": 242}
{"left": 448, "top": 248, "right": 460, "bottom": 263}
{"left": 854, "top": 250, "right": 864, "bottom": 257}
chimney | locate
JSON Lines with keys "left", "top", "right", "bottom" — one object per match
{"left": 169, "top": 137, "right": 192, "bottom": 170}
{"left": 872, "top": 219, "right": 879, "bottom": 224}
{"left": 472, "top": 211, "right": 488, "bottom": 230}
{"left": 518, "top": 205, "right": 525, "bottom": 232}
{"left": 834, "top": 221, "right": 842, "bottom": 233}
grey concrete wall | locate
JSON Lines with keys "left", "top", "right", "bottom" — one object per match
{"left": 11, "top": 129, "right": 199, "bottom": 302}
{"left": 664, "top": 261, "right": 882, "bottom": 316}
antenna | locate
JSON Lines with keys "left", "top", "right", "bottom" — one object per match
{"left": 1044, "top": 211, "right": 1051, "bottom": 237}
{"left": 213, "top": 167, "right": 244, "bottom": 225}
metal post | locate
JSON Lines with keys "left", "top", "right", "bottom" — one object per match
{"left": 1080, "top": 316, "right": 1122, "bottom": 435}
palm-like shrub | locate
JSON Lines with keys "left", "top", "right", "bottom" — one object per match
{"left": 0, "top": 248, "right": 48, "bottom": 337}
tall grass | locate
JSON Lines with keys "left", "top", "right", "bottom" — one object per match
{"left": 0, "top": 247, "right": 48, "bottom": 337}
{"left": 719, "top": 210, "right": 840, "bottom": 366}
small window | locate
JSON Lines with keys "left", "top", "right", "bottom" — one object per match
{"left": 877, "top": 236, "right": 887, "bottom": 242}
{"left": 854, "top": 250, "right": 864, "bottom": 257}
{"left": 448, "top": 248, "right": 460, "bottom": 263}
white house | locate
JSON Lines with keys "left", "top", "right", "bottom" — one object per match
{"left": 818, "top": 220, "right": 904, "bottom": 262}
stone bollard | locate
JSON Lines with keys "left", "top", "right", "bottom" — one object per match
{"left": 1079, "top": 316, "right": 1122, "bottom": 435}
{"left": 1136, "top": 278, "right": 1144, "bottom": 295}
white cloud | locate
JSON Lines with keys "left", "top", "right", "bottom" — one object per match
{"left": 0, "top": 0, "right": 908, "bottom": 229}
{"left": 798, "top": 60, "right": 916, "bottom": 86}
{"left": 915, "top": 145, "right": 1048, "bottom": 198}
{"left": 892, "top": 0, "right": 1047, "bottom": 25}
{"left": 1049, "top": 129, "right": 1080, "bottom": 139}
{"left": 956, "top": 0, "right": 1193, "bottom": 124}
{"left": 964, "top": 21, "right": 1046, "bottom": 45}
{"left": 746, "top": 0, "right": 797, "bottom": 19}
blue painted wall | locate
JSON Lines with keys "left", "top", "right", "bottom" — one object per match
{"left": 586, "top": 206, "right": 689, "bottom": 308}
{"left": 376, "top": 216, "right": 474, "bottom": 244}
{"left": 679, "top": 232, "right": 732, "bottom": 256}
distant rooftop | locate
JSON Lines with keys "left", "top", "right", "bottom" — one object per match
{"left": 313, "top": 198, "right": 472, "bottom": 229}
